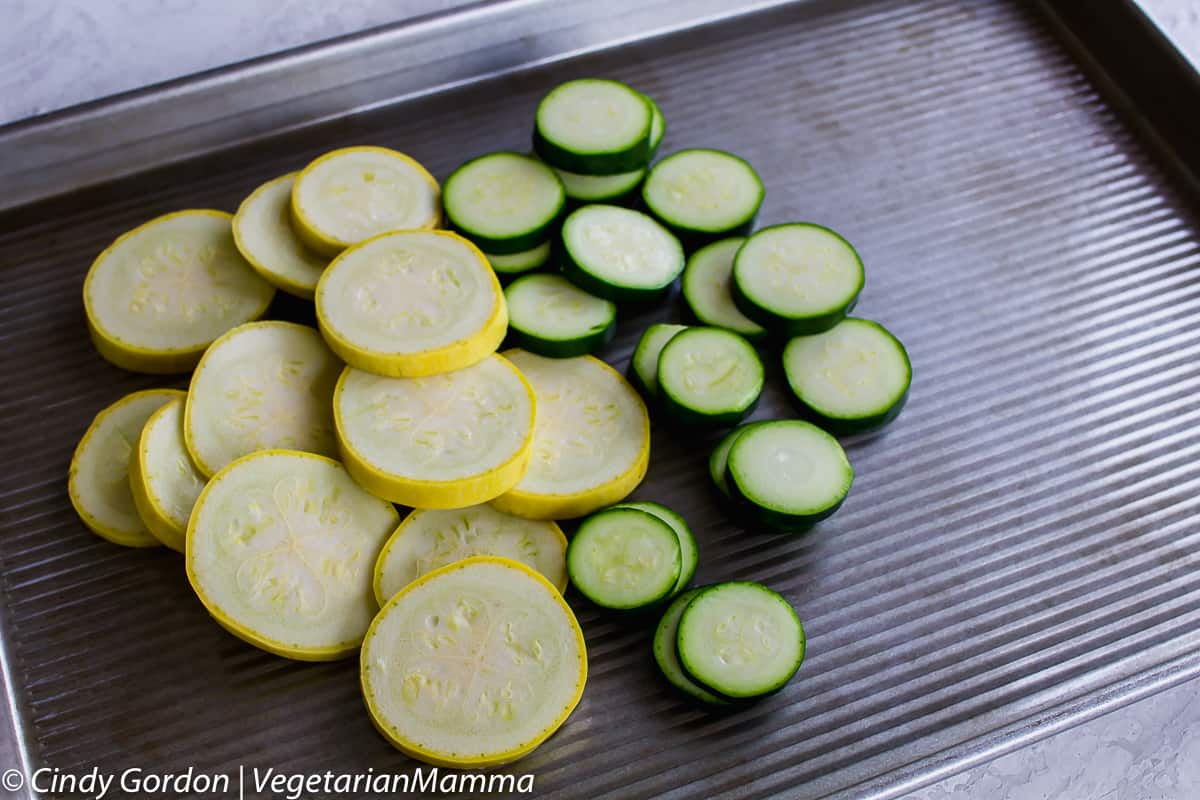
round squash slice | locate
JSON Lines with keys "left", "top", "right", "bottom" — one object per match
{"left": 334, "top": 354, "right": 535, "bottom": 509}
{"left": 233, "top": 172, "right": 328, "bottom": 299}
{"left": 315, "top": 230, "right": 506, "bottom": 377}
{"left": 491, "top": 350, "right": 650, "bottom": 520}
{"left": 129, "top": 396, "right": 207, "bottom": 552}
{"left": 69, "top": 389, "right": 182, "bottom": 547}
{"left": 361, "top": 556, "right": 586, "bottom": 767}
{"left": 185, "top": 321, "right": 341, "bottom": 477}
{"left": 186, "top": 450, "right": 399, "bottom": 660}
{"left": 373, "top": 505, "right": 567, "bottom": 605}
{"left": 83, "top": 210, "right": 275, "bottom": 373}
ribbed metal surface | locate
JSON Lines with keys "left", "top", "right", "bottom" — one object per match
{"left": 3, "top": 0, "right": 1200, "bottom": 798}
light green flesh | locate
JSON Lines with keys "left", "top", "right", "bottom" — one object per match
{"left": 708, "top": 422, "right": 767, "bottom": 497}
{"left": 486, "top": 241, "right": 551, "bottom": 274}
{"left": 783, "top": 319, "right": 910, "bottom": 418}
{"left": 632, "top": 323, "right": 688, "bottom": 397}
{"left": 683, "top": 238, "right": 765, "bottom": 336}
{"left": 505, "top": 274, "right": 615, "bottom": 340}
{"left": 728, "top": 422, "right": 852, "bottom": 513}
{"left": 444, "top": 154, "right": 563, "bottom": 239}
{"left": 678, "top": 583, "right": 803, "bottom": 698}
{"left": 562, "top": 206, "right": 684, "bottom": 289}
{"left": 569, "top": 509, "right": 681, "bottom": 608}
{"left": 736, "top": 225, "right": 862, "bottom": 317}
{"left": 658, "top": 328, "right": 763, "bottom": 414}
{"left": 538, "top": 80, "right": 651, "bottom": 154}
{"left": 654, "top": 589, "right": 729, "bottom": 705}
{"left": 613, "top": 501, "right": 696, "bottom": 595}
{"left": 553, "top": 167, "right": 645, "bottom": 201}
{"left": 363, "top": 559, "right": 584, "bottom": 759}
{"left": 644, "top": 150, "right": 762, "bottom": 232}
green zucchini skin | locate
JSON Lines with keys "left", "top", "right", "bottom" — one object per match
{"left": 724, "top": 469, "right": 848, "bottom": 532}
{"left": 503, "top": 316, "right": 615, "bottom": 358}
{"left": 788, "top": 386, "right": 910, "bottom": 436}
{"left": 442, "top": 152, "right": 566, "bottom": 255}
{"left": 652, "top": 588, "right": 734, "bottom": 707}
{"left": 486, "top": 244, "right": 553, "bottom": 283}
{"left": 533, "top": 129, "right": 651, "bottom": 176}
{"left": 661, "top": 388, "right": 760, "bottom": 429}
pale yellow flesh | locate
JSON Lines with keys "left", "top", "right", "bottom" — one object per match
{"left": 234, "top": 173, "right": 327, "bottom": 298}
{"left": 134, "top": 397, "right": 207, "bottom": 551}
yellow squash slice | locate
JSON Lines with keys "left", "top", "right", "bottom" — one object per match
{"left": 69, "top": 389, "right": 182, "bottom": 547}
{"left": 186, "top": 450, "right": 399, "bottom": 661}
{"left": 373, "top": 505, "right": 567, "bottom": 606}
{"left": 129, "top": 396, "right": 207, "bottom": 553}
{"left": 184, "top": 321, "right": 341, "bottom": 477}
{"left": 233, "top": 172, "right": 328, "bottom": 299}
{"left": 491, "top": 350, "right": 650, "bottom": 520}
{"left": 315, "top": 230, "right": 507, "bottom": 377}
{"left": 83, "top": 210, "right": 275, "bottom": 373}
{"left": 291, "top": 146, "right": 441, "bottom": 257}
{"left": 334, "top": 354, "right": 534, "bottom": 508}
{"left": 361, "top": 556, "right": 586, "bottom": 767}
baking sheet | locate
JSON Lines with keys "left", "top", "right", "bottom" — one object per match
{"left": 3, "top": 0, "right": 1200, "bottom": 798}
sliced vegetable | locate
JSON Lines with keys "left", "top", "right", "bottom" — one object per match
{"left": 681, "top": 237, "right": 767, "bottom": 341}
{"left": 184, "top": 321, "right": 340, "bottom": 477}
{"left": 83, "top": 210, "right": 275, "bottom": 373}
{"left": 560, "top": 204, "right": 685, "bottom": 303}
{"left": 612, "top": 500, "right": 697, "bottom": 597}
{"left": 657, "top": 327, "right": 763, "bottom": 427}
{"left": 567, "top": 507, "right": 681, "bottom": 611}
{"left": 373, "top": 505, "right": 567, "bottom": 606}
{"left": 783, "top": 318, "right": 912, "bottom": 434}
{"left": 233, "top": 172, "right": 328, "bottom": 299}
{"left": 69, "top": 389, "right": 182, "bottom": 547}
{"left": 552, "top": 166, "right": 646, "bottom": 205}
{"left": 315, "top": 230, "right": 506, "bottom": 377}
{"left": 334, "top": 355, "right": 535, "bottom": 508}
{"left": 443, "top": 152, "right": 565, "bottom": 254}
{"left": 290, "top": 146, "right": 441, "bottom": 256}
{"left": 486, "top": 241, "right": 552, "bottom": 281}
{"left": 361, "top": 556, "right": 586, "bottom": 767}
{"left": 708, "top": 420, "right": 768, "bottom": 499}
{"left": 677, "top": 581, "right": 805, "bottom": 700}
{"left": 186, "top": 450, "right": 398, "bottom": 660}
{"left": 642, "top": 149, "right": 763, "bottom": 243}
{"left": 725, "top": 420, "right": 853, "bottom": 531}
{"left": 129, "top": 396, "right": 207, "bottom": 552}
{"left": 534, "top": 79, "right": 652, "bottom": 174}
{"left": 653, "top": 589, "right": 731, "bottom": 706}
{"left": 732, "top": 223, "right": 864, "bottom": 336}
{"left": 642, "top": 92, "right": 667, "bottom": 158}
{"left": 491, "top": 350, "right": 650, "bottom": 520}
{"left": 628, "top": 323, "right": 688, "bottom": 400}
{"left": 504, "top": 273, "right": 616, "bottom": 358}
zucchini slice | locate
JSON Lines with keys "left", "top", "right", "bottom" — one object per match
{"left": 361, "top": 556, "right": 586, "bottom": 767}
{"left": 681, "top": 237, "right": 767, "bottom": 341}
{"left": 642, "top": 149, "right": 763, "bottom": 243}
{"left": 552, "top": 166, "right": 646, "bottom": 205}
{"left": 184, "top": 321, "right": 340, "bottom": 477}
{"left": 129, "top": 397, "right": 207, "bottom": 552}
{"left": 334, "top": 354, "right": 535, "bottom": 509}
{"left": 566, "top": 507, "right": 681, "bottom": 611}
{"left": 612, "top": 500, "right": 697, "bottom": 597}
{"left": 485, "top": 241, "right": 552, "bottom": 281}
{"left": 653, "top": 589, "right": 731, "bottom": 706}
{"left": 315, "top": 230, "right": 507, "bottom": 377}
{"left": 290, "top": 146, "right": 441, "bottom": 257}
{"left": 491, "top": 350, "right": 650, "bottom": 520}
{"left": 504, "top": 273, "right": 616, "bottom": 358}
{"left": 83, "top": 210, "right": 275, "bottom": 374}
{"left": 233, "top": 172, "right": 328, "bottom": 300}
{"left": 725, "top": 420, "right": 853, "bottom": 531}
{"left": 69, "top": 389, "right": 182, "bottom": 548}
{"left": 443, "top": 152, "right": 565, "bottom": 255}
{"left": 732, "top": 223, "right": 864, "bottom": 336}
{"left": 642, "top": 92, "right": 667, "bottom": 159}
{"left": 373, "top": 505, "right": 567, "bottom": 606}
{"left": 186, "top": 450, "right": 399, "bottom": 661}
{"left": 677, "top": 581, "right": 805, "bottom": 700}
{"left": 783, "top": 318, "right": 912, "bottom": 434}
{"left": 628, "top": 323, "right": 688, "bottom": 400}
{"left": 560, "top": 204, "right": 685, "bottom": 303}
{"left": 707, "top": 420, "right": 768, "bottom": 499}
{"left": 534, "top": 79, "right": 652, "bottom": 175}
{"left": 657, "top": 327, "right": 764, "bottom": 427}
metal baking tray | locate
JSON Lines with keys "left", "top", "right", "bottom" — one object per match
{"left": 4, "top": 0, "right": 1200, "bottom": 797}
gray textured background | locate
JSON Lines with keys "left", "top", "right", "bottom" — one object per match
{"left": 2, "top": 1, "right": 1199, "bottom": 798}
